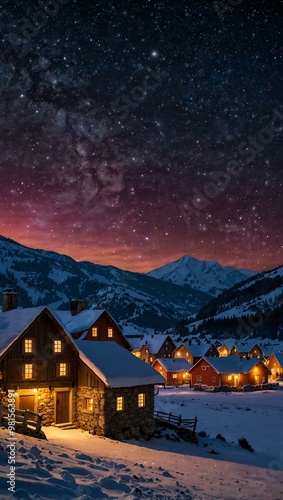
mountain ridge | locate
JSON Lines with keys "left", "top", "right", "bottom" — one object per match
{"left": 148, "top": 254, "right": 255, "bottom": 296}
{"left": 0, "top": 235, "right": 211, "bottom": 329}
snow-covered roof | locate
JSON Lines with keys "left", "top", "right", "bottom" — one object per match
{"left": 55, "top": 309, "right": 107, "bottom": 334}
{"left": 154, "top": 358, "right": 192, "bottom": 372}
{"left": 74, "top": 340, "right": 166, "bottom": 388}
{"left": 176, "top": 342, "right": 212, "bottom": 357}
{"left": 129, "top": 334, "right": 172, "bottom": 353}
{"left": 273, "top": 352, "right": 283, "bottom": 367}
{"left": 191, "top": 356, "right": 269, "bottom": 375}
{"left": 220, "top": 339, "right": 238, "bottom": 350}
{"left": 0, "top": 306, "right": 68, "bottom": 357}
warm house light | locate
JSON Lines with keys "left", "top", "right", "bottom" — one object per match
{"left": 138, "top": 393, "right": 145, "bottom": 407}
{"left": 33, "top": 388, "right": 38, "bottom": 393}
{"left": 86, "top": 398, "right": 94, "bottom": 411}
{"left": 91, "top": 327, "right": 98, "bottom": 337}
{"left": 108, "top": 328, "right": 113, "bottom": 338}
{"left": 59, "top": 363, "right": 67, "bottom": 376}
{"left": 24, "top": 339, "right": 33, "bottom": 353}
{"left": 24, "top": 364, "right": 33, "bottom": 379}
{"left": 116, "top": 396, "right": 124, "bottom": 411}
{"left": 53, "top": 340, "right": 62, "bottom": 353}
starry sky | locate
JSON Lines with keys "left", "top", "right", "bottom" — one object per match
{"left": 0, "top": 0, "right": 282, "bottom": 272}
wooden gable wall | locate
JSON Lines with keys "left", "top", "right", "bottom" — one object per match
{"left": 0, "top": 311, "right": 78, "bottom": 389}
{"left": 83, "top": 313, "right": 131, "bottom": 350}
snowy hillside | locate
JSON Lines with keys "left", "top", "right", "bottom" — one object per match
{"left": 188, "top": 265, "right": 283, "bottom": 339}
{"left": 148, "top": 255, "right": 255, "bottom": 296}
{"left": 0, "top": 235, "right": 211, "bottom": 329}
{"left": 0, "top": 387, "right": 282, "bottom": 499}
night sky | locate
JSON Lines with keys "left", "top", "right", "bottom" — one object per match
{"left": 0, "top": 0, "right": 282, "bottom": 272}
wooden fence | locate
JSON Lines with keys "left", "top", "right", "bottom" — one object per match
{"left": 0, "top": 404, "right": 43, "bottom": 434}
{"left": 154, "top": 410, "right": 197, "bottom": 433}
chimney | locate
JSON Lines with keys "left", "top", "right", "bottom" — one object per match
{"left": 2, "top": 286, "right": 18, "bottom": 312}
{"left": 70, "top": 299, "right": 86, "bottom": 316}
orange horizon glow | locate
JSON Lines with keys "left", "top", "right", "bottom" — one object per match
{"left": 1, "top": 229, "right": 281, "bottom": 274}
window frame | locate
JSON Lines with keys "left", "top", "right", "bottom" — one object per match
{"left": 116, "top": 396, "right": 124, "bottom": 411}
{"left": 91, "top": 327, "right": 98, "bottom": 338}
{"left": 23, "top": 363, "right": 33, "bottom": 380}
{"left": 138, "top": 393, "right": 146, "bottom": 408}
{"left": 24, "top": 338, "right": 33, "bottom": 354}
{"left": 53, "top": 339, "right": 62, "bottom": 353}
{"left": 56, "top": 362, "right": 69, "bottom": 377}
{"left": 85, "top": 398, "right": 94, "bottom": 412}
{"left": 107, "top": 327, "right": 113, "bottom": 338}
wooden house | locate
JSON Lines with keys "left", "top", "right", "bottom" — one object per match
{"left": 128, "top": 335, "right": 176, "bottom": 364}
{"left": 266, "top": 353, "right": 283, "bottom": 380}
{"left": 235, "top": 341, "right": 263, "bottom": 359}
{"left": 189, "top": 356, "right": 271, "bottom": 387}
{"left": 56, "top": 301, "right": 131, "bottom": 350}
{"left": 173, "top": 342, "right": 219, "bottom": 366}
{"left": 0, "top": 293, "right": 165, "bottom": 440}
{"left": 152, "top": 358, "right": 191, "bottom": 385}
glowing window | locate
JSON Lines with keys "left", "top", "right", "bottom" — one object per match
{"left": 53, "top": 340, "right": 62, "bottom": 353}
{"left": 116, "top": 396, "right": 124, "bottom": 411}
{"left": 59, "top": 363, "right": 67, "bottom": 376}
{"left": 138, "top": 393, "right": 145, "bottom": 408}
{"left": 24, "top": 364, "right": 33, "bottom": 379}
{"left": 227, "top": 375, "right": 232, "bottom": 381}
{"left": 24, "top": 339, "right": 33, "bottom": 353}
{"left": 85, "top": 398, "right": 93, "bottom": 411}
{"left": 91, "top": 327, "right": 98, "bottom": 337}
{"left": 108, "top": 328, "right": 113, "bottom": 338}
{"left": 172, "top": 374, "right": 177, "bottom": 378}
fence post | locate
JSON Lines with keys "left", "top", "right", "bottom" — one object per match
{"left": 193, "top": 417, "right": 197, "bottom": 433}
{"left": 35, "top": 414, "right": 43, "bottom": 433}
{"left": 23, "top": 410, "right": 30, "bottom": 431}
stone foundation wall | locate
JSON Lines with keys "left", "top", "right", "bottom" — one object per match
{"left": 76, "top": 384, "right": 155, "bottom": 440}
{"left": 0, "top": 389, "right": 8, "bottom": 405}
{"left": 77, "top": 386, "right": 106, "bottom": 435}
{"left": 37, "top": 388, "right": 54, "bottom": 426}
{"left": 104, "top": 385, "right": 155, "bottom": 440}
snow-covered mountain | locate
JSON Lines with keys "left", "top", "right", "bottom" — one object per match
{"left": 187, "top": 265, "right": 283, "bottom": 340}
{"left": 148, "top": 255, "right": 255, "bottom": 296}
{"left": 0, "top": 235, "right": 212, "bottom": 330}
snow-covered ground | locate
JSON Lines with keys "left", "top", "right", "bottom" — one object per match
{"left": 0, "top": 388, "right": 283, "bottom": 499}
